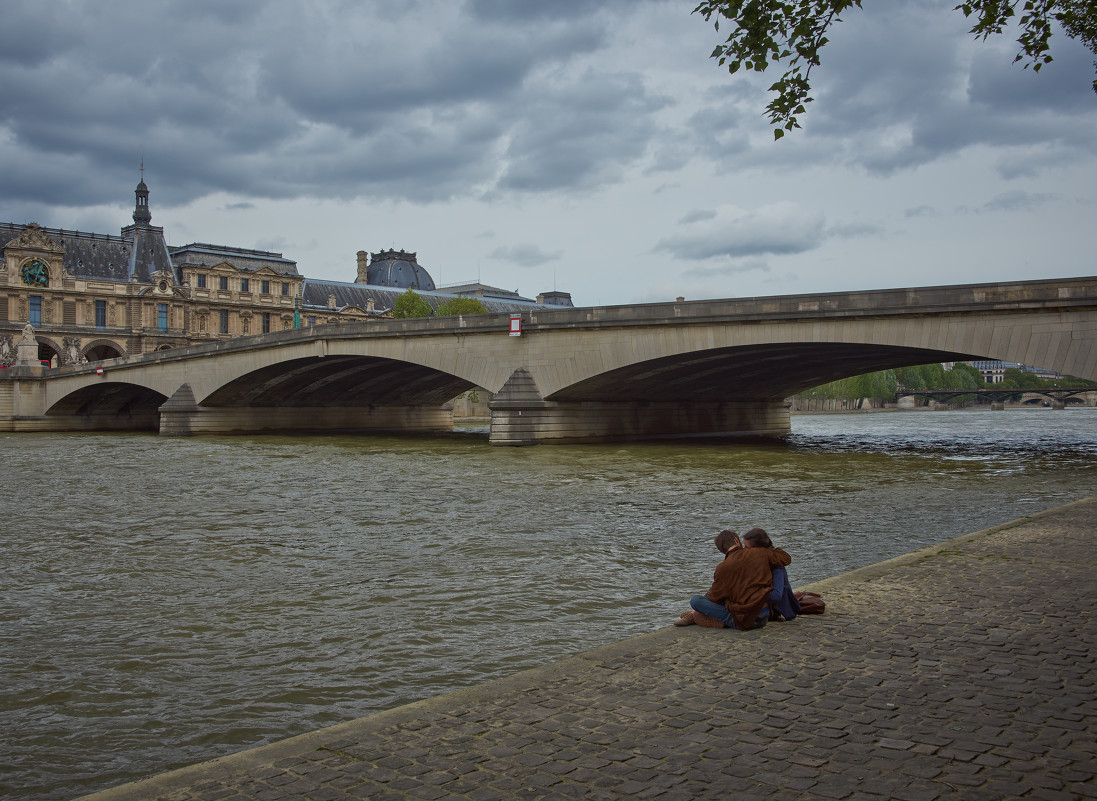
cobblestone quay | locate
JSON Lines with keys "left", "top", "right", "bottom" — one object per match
{"left": 78, "top": 497, "right": 1097, "bottom": 801}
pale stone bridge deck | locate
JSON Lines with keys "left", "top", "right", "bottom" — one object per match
{"left": 3, "top": 276, "right": 1096, "bottom": 444}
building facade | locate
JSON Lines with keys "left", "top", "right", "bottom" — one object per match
{"left": 2, "top": 179, "right": 571, "bottom": 366}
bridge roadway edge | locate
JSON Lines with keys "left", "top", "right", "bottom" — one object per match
{"left": 74, "top": 495, "right": 1097, "bottom": 801}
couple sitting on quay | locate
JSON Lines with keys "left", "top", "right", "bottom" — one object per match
{"left": 674, "top": 527, "right": 806, "bottom": 630}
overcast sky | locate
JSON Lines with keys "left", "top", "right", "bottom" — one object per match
{"left": 2, "top": 0, "right": 1094, "bottom": 306}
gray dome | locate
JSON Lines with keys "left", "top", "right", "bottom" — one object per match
{"left": 366, "top": 249, "right": 436, "bottom": 291}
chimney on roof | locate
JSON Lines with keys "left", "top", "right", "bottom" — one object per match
{"left": 356, "top": 250, "right": 369, "bottom": 284}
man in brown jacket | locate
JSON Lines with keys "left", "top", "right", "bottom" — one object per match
{"left": 675, "top": 527, "right": 791, "bottom": 630}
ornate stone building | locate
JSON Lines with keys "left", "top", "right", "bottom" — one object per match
{"left": 1, "top": 180, "right": 377, "bottom": 366}
{"left": 1, "top": 178, "right": 572, "bottom": 367}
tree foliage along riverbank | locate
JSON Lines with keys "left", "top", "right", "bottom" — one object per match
{"left": 392, "top": 289, "right": 489, "bottom": 318}
{"left": 798, "top": 362, "right": 1097, "bottom": 401}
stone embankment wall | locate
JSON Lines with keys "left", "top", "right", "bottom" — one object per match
{"left": 790, "top": 391, "right": 1097, "bottom": 413}
{"left": 450, "top": 388, "right": 493, "bottom": 419}
{"left": 790, "top": 397, "right": 900, "bottom": 413}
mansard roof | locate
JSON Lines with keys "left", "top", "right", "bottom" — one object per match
{"left": 437, "top": 281, "right": 535, "bottom": 303}
{"left": 301, "top": 278, "right": 549, "bottom": 315}
{"left": 170, "top": 243, "right": 299, "bottom": 276}
{"left": 0, "top": 222, "right": 173, "bottom": 284}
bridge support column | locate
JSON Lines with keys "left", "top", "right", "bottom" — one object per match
{"left": 991, "top": 402, "right": 1005, "bottom": 411}
{"left": 488, "top": 369, "right": 790, "bottom": 445}
{"left": 159, "top": 383, "right": 454, "bottom": 436}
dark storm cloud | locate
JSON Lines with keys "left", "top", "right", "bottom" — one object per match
{"left": 0, "top": 0, "right": 667, "bottom": 208}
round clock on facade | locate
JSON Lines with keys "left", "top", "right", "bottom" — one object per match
{"left": 21, "top": 259, "right": 49, "bottom": 287}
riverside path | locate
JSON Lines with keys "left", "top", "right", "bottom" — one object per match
{"left": 78, "top": 497, "right": 1097, "bottom": 801}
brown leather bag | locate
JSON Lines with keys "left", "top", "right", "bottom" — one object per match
{"left": 794, "top": 591, "right": 825, "bottom": 614}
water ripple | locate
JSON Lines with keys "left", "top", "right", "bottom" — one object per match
{"left": 2, "top": 408, "right": 1096, "bottom": 799}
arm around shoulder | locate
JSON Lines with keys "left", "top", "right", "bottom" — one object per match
{"left": 770, "top": 547, "right": 792, "bottom": 567}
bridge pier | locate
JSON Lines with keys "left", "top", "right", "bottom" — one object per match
{"left": 158, "top": 384, "right": 454, "bottom": 436}
{"left": 488, "top": 369, "right": 790, "bottom": 445}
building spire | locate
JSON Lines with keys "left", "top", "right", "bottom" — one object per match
{"left": 133, "top": 163, "right": 151, "bottom": 226}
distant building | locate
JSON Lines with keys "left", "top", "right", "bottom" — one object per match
{"left": 967, "top": 360, "right": 1064, "bottom": 383}
{"left": 304, "top": 250, "right": 574, "bottom": 316}
{"left": 1, "top": 177, "right": 572, "bottom": 366}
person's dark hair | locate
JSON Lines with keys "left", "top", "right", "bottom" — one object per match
{"left": 742, "top": 527, "right": 773, "bottom": 548}
{"left": 714, "top": 529, "right": 739, "bottom": 554}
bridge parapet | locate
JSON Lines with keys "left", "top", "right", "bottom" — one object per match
{"left": 1, "top": 276, "right": 1095, "bottom": 442}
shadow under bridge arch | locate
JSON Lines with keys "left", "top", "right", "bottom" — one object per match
{"left": 161, "top": 355, "right": 478, "bottom": 436}
{"left": 545, "top": 342, "right": 981, "bottom": 403}
{"left": 487, "top": 342, "right": 980, "bottom": 445}
{"left": 46, "top": 381, "right": 168, "bottom": 431}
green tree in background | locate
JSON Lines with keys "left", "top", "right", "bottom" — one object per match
{"left": 392, "top": 289, "right": 434, "bottom": 319}
{"left": 435, "top": 297, "right": 489, "bottom": 316}
{"left": 1001, "top": 366, "right": 1045, "bottom": 388}
{"left": 798, "top": 362, "right": 987, "bottom": 400}
{"left": 693, "top": 0, "right": 1097, "bottom": 137}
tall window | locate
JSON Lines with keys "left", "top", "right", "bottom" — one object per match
{"left": 29, "top": 295, "right": 41, "bottom": 326}
{"left": 196, "top": 274, "right": 207, "bottom": 289}
{"left": 219, "top": 275, "right": 229, "bottom": 291}
{"left": 261, "top": 280, "right": 270, "bottom": 294}
{"left": 281, "top": 282, "right": 289, "bottom": 296}
{"left": 262, "top": 312, "right": 271, "bottom": 333}
{"left": 240, "top": 278, "right": 249, "bottom": 293}
{"left": 158, "top": 303, "right": 168, "bottom": 331}
{"left": 95, "top": 300, "right": 106, "bottom": 328}
{"left": 219, "top": 309, "right": 229, "bottom": 334}
{"left": 308, "top": 316, "right": 316, "bottom": 327}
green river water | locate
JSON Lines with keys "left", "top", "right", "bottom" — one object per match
{"left": 2, "top": 408, "right": 1096, "bottom": 800}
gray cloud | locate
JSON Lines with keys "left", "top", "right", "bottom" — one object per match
{"left": 495, "top": 69, "right": 671, "bottom": 193}
{"left": 905, "top": 205, "right": 937, "bottom": 218}
{"left": 827, "top": 221, "right": 884, "bottom": 239}
{"left": 687, "top": 0, "right": 1097, "bottom": 176}
{"left": 489, "top": 244, "right": 564, "bottom": 267}
{"left": 0, "top": 0, "right": 668, "bottom": 208}
{"left": 683, "top": 258, "right": 770, "bottom": 278}
{"left": 655, "top": 203, "right": 826, "bottom": 260}
{"left": 677, "top": 209, "right": 717, "bottom": 224}
{"left": 980, "top": 190, "right": 1057, "bottom": 212}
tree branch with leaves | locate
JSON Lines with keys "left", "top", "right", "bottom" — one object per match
{"left": 694, "top": 0, "right": 1097, "bottom": 138}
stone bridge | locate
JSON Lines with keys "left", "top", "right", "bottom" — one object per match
{"left": 2, "top": 276, "right": 1095, "bottom": 445}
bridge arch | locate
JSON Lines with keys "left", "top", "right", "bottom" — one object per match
{"left": 35, "top": 335, "right": 63, "bottom": 367}
{"left": 45, "top": 381, "right": 166, "bottom": 430}
{"left": 199, "top": 355, "right": 476, "bottom": 408}
{"left": 82, "top": 339, "right": 127, "bottom": 362}
{"left": 545, "top": 342, "right": 974, "bottom": 403}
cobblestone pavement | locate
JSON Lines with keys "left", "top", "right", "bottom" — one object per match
{"left": 79, "top": 497, "right": 1097, "bottom": 801}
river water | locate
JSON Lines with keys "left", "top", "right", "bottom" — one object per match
{"left": 3, "top": 408, "right": 1096, "bottom": 800}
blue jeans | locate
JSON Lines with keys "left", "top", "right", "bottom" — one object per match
{"left": 689, "top": 595, "right": 770, "bottom": 629}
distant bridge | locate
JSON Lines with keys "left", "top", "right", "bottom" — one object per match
{"left": 896, "top": 386, "right": 1095, "bottom": 405}
{"left": 2, "top": 276, "right": 1096, "bottom": 444}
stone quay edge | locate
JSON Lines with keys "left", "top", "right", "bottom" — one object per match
{"left": 74, "top": 496, "right": 1097, "bottom": 801}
